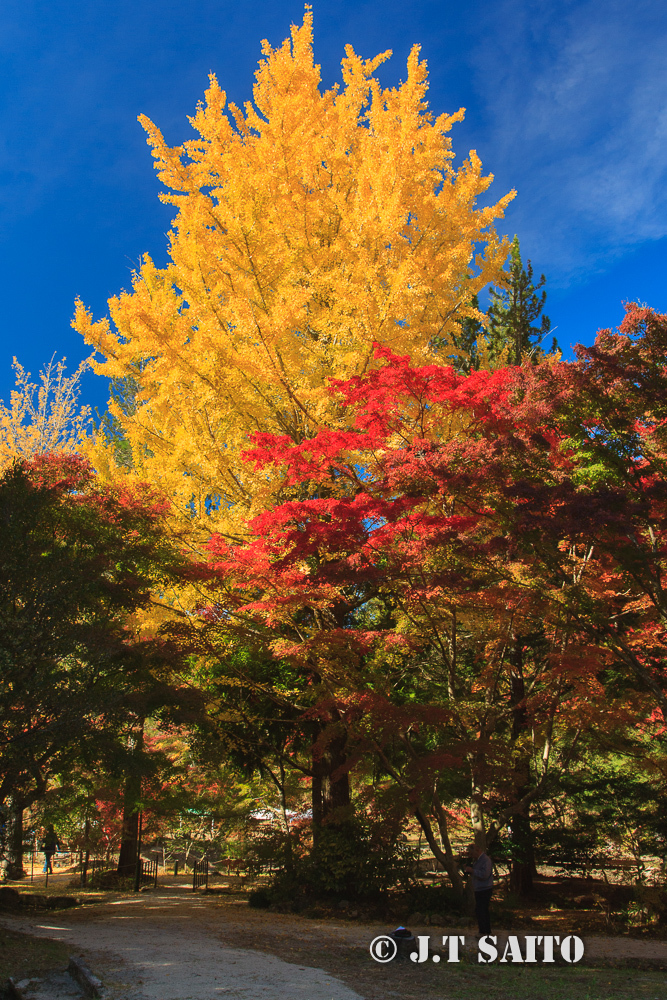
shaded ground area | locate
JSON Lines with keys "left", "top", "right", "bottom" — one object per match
{"left": 0, "top": 926, "right": 68, "bottom": 985}
{"left": 1, "top": 879, "right": 667, "bottom": 1000}
{"left": 9, "top": 969, "right": 85, "bottom": 1000}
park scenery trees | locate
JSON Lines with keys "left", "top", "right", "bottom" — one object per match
{"left": 2, "top": 11, "right": 667, "bottom": 930}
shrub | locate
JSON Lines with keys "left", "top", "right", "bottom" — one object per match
{"left": 257, "top": 818, "right": 418, "bottom": 906}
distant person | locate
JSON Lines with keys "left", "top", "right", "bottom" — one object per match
{"left": 465, "top": 843, "right": 493, "bottom": 936}
{"left": 41, "top": 824, "right": 60, "bottom": 874}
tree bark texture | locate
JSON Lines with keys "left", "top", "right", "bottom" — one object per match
{"left": 4, "top": 798, "right": 26, "bottom": 880}
{"left": 311, "top": 726, "right": 351, "bottom": 846}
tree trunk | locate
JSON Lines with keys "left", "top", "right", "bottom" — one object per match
{"left": 117, "top": 726, "right": 144, "bottom": 876}
{"left": 311, "top": 773, "right": 323, "bottom": 848}
{"left": 117, "top": 770, "right": 142, "bottom": 876}
{"left": 5, "top": 798, "right": 26, "bottom": 880}
{"left": 508, "top": 809, "right": 534, "bottom": 895}
{"left": 414, "top": 799, "right": 464, "bottom": 898}
{"left": 321, "top": 730, "right": 351, "bottom": 819}
{"left": 311, "top": 724, "right": 351, "bottom": 846}
{"left": 509, "top": 638, "right": 534, "bottom": 896}
{"left": 470, "top": 787, "right": 487, "bottom": 850}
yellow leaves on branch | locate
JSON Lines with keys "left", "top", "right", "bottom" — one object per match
{"left": 74, "top": 9, "right": 514, "bottom": 532}
{"left": 0, "top": 356, "right": 93, "bottom": 470}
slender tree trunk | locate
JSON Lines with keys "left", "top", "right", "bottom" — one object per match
{"left": 467, "top": 784, "right": 488, "bottom": 916}
{"left": 432, "top": 793, "right": 466, "bottom": 897}
{"left": 509, "top": 638, "right": 534, "bottom": 896}
{"left": 117, "top": 727, "right": 144, "bottom": 876}
{"left": 413, "top": 804, "right": 464, "bottom": 897}
{"left": 470, "top": 786, "right": 487, "bottom": 850}
{"left": 311, "top": 773, "right": 323, "bottom": 848}
{"left": 277, "top": 762, "right": 293, "bottom": 868}
{"left": 277, "top": 763, "right": 290, "bottom": 835}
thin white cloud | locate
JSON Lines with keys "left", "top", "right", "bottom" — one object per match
{"left": 469, "top": 0, "right": 667, "bottom": 284}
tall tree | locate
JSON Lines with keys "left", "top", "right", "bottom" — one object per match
{"left": 95, "top": 375, "right": 140, "bottom": 473}
{"left": 73, "top": 10, "right": 515, "bottom": 828}
{"left": 450, "top": 292, "right": 487, "bottom": 373}
{"left": 487, "top": 235, "right": 555, "bottom": 365}
{"left": 196, "top": 347, "right": 592, "bottom": 893}
{"left": 507, "top": 304, "right": 667, "bottom": 719}
{"left": 474, "top": 234, "right": 557, "bottom": 889}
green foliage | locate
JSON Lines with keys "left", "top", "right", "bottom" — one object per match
{"left": 0, "top": 454, "right": 185, "bottom": 809}
{"left": 621, "top": 887, "right": 667, "bottom": 927}
{"left": 487, "top": 235, "right": 556, "bottom": 364}
{"left": 532, "top": 746, "right": 667, "bottom": 873}
{"left": 451, "top": 293, "right": 486, "bottom": 373}
{"left": 95, "top": 375, "right": 140, "bottom": 470}
{"left": 451, "top": 238, "right": 556, "bottom": 373}
{"left": 243, "top": 825, "right": 296, "bottom": 877}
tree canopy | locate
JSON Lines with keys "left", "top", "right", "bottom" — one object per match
{"left": 0, "top": 453, "right": 186, "bottom": 810}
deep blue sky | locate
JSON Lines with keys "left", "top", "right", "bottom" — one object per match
{"left": 1, "top": 0, "right": 666, "bottom": 413}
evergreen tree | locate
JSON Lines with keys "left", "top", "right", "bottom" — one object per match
{"left": 487, "top": 236, "right": 557, "bottom": 365}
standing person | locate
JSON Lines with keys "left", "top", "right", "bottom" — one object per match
{"left": 41, "top": 824, "right": 60, "bottom": 874}
{"left": 465, "top": 844, "right": 493, "bottom": 937}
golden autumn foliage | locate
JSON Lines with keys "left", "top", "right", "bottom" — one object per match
{"left": 75, "top": 10, "right": 514, "bottom": 532}
{"left": 0, "top": 356, "right": 92, "bottom": 470}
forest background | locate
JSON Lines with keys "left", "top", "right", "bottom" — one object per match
{"left": 1, "top": 9, "right": 667, "bottom": 921}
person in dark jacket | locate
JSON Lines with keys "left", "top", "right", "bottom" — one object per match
{"left": 465, "top": 844, "right": 493, "bottom": 936}
{"left": 41, "top": 825, "right": 60, "bottom": 874}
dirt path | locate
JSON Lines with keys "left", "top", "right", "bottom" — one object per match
{"left": 2, "top": 881, "right": 667, "bottom": 1000}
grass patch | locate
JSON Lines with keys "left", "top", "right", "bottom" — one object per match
{"left": 340, "top": 957, "right": 667, "bottom": 1000}
{"left": 0, "top": 928, "right": 68, "bottom": 984}
{"left": 423, "top": 965, "right": 666, "bottom": 1000}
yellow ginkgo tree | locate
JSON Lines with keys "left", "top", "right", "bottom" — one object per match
{"left": 75, "top": 8, "right": 514, "bottom": 535}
